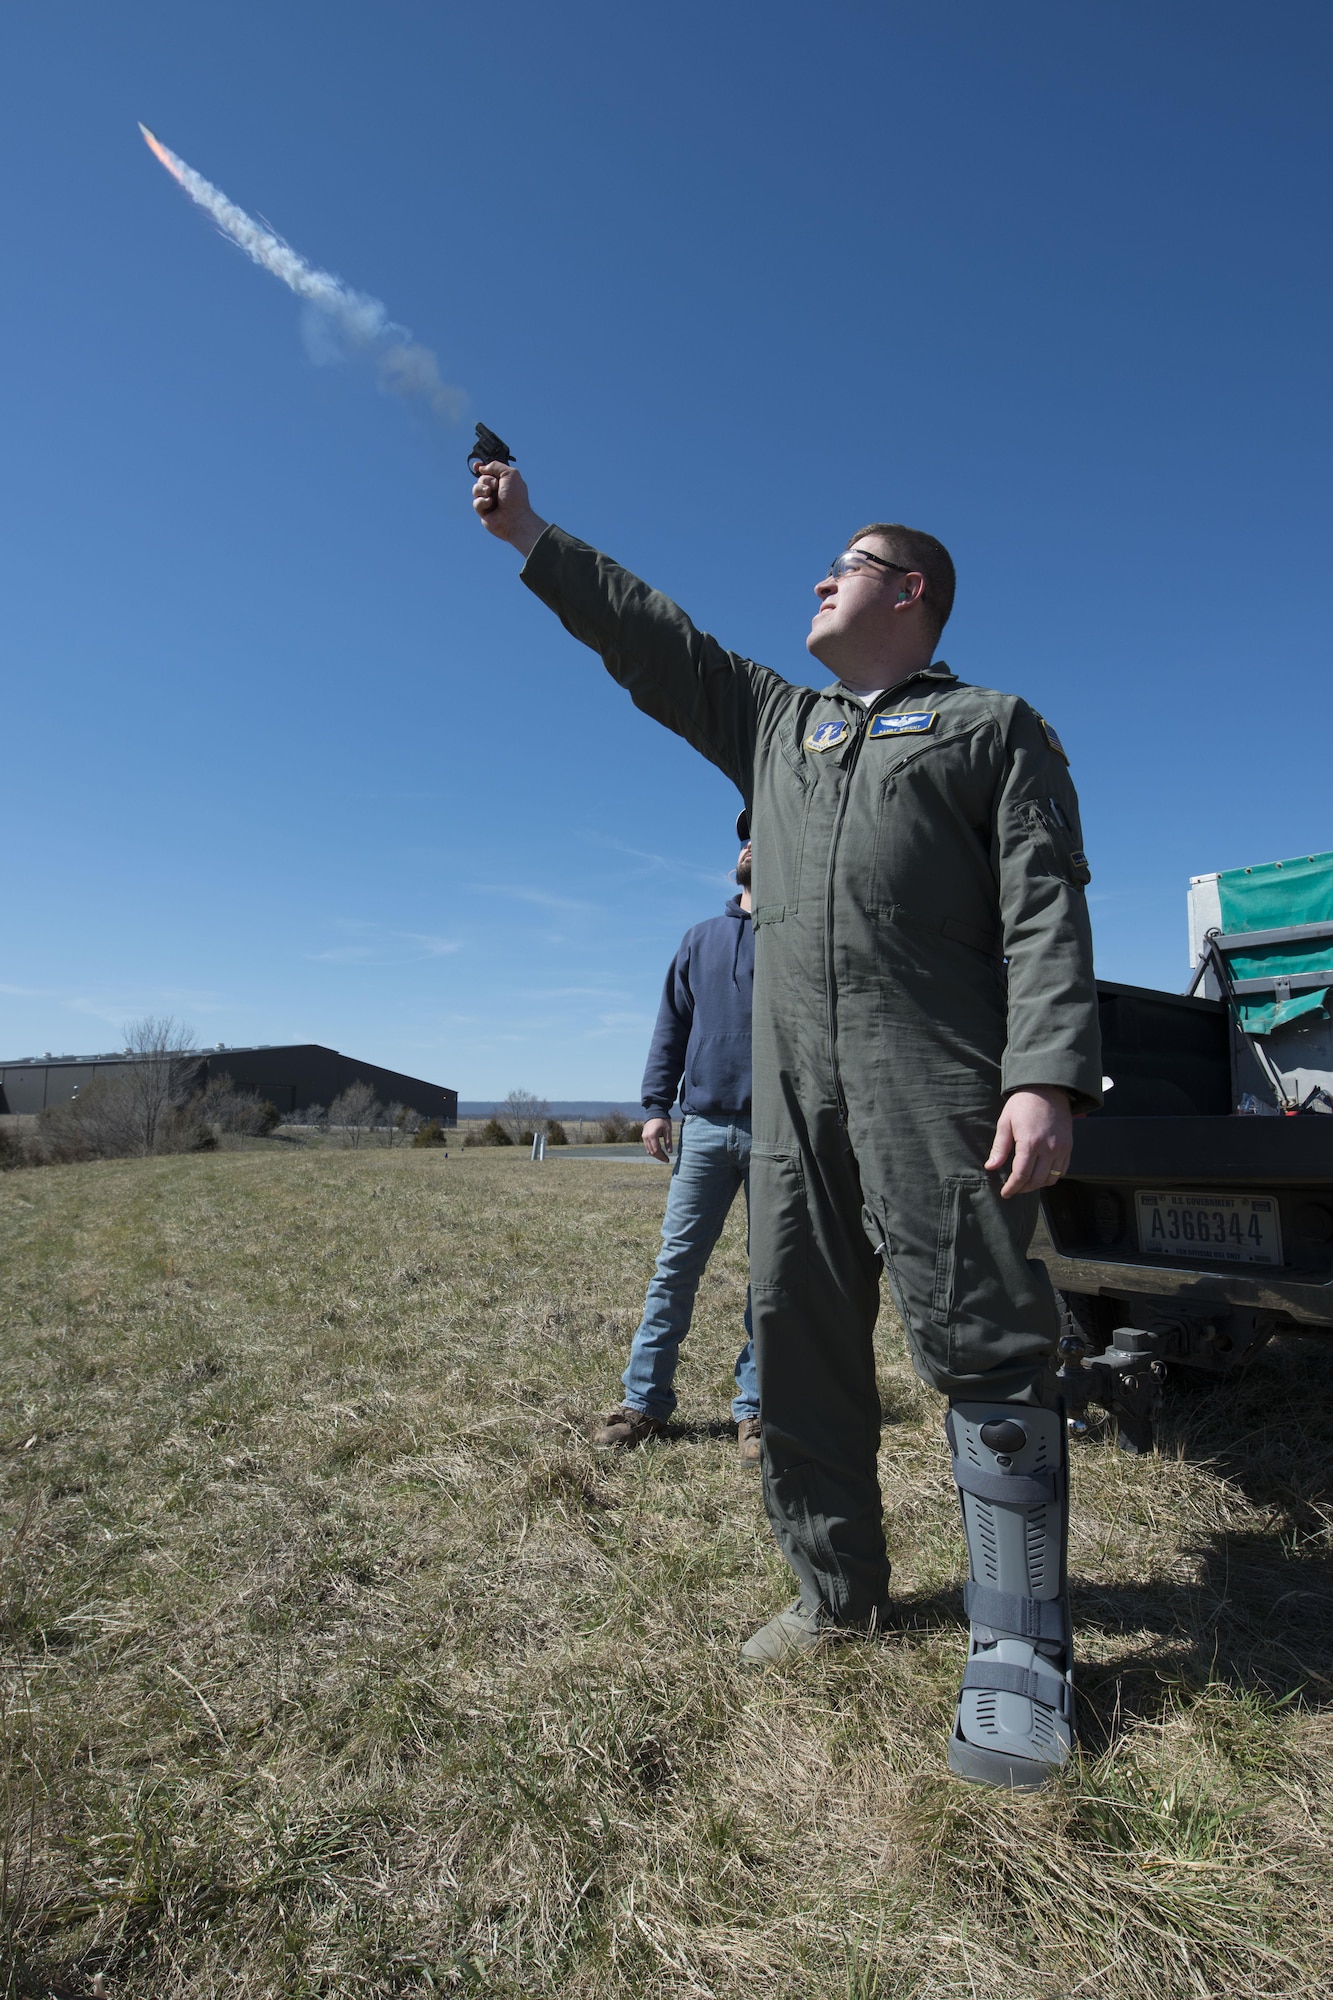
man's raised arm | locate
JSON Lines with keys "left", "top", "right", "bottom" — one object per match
{"left": 470, "top": 461, "right": 774, "bottom": 797}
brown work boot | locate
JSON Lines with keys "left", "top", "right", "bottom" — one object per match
{"left": 736, "top": 1416, "right": 762, "bottom": 1466}
{"left": 590, "top": 1404, "right": 667, "bottom": 1450}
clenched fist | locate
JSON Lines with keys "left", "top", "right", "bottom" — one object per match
{"left": 471, "top": 461, "right": 548, "bottom": 558}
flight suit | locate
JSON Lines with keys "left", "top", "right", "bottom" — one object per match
{"left": 522, "top": 527, "right": 1101, "bottom": 1623}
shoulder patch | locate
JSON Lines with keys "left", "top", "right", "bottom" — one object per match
{"left": 867, "top": 710, "right": 937, "bottom": 739}
{"left": 804, "top": 719, "right": 851, "bottom": 752}
{"left": 1039, "top": 715, "right": 1069, "bottom": 762}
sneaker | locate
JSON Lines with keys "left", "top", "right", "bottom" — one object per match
{"left": 740, "top": 1599, "right": 891, "bottom": 1665}
{"left": 741, "top": 1600, "right": 835, "bottom": 1664}
{"left": 736, "top": 1416, "right": 762, "bottom": 1467}
{"left": 591, "top": 1404, "right": 667, "bottom": 1450}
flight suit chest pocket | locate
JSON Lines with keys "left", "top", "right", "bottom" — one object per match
{"left": 874, "top": 726, "right": 972, "bottom": 793}
{"left": 870, "top": 728, "right": 973, "bottom": 895}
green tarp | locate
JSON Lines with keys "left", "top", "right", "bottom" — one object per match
{"left": 1216, "top": 851, "right": 1333, "bottom": 1035}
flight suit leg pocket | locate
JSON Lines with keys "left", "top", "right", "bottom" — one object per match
{"left": 932, "top": 1174, "right": 1058, "bottom": 1380}
{"left": 931, "top": 1174, "right": 981, "bottom": 1324}
{"left": 748, "top": 1147, "right": 808, "bottom": 1297}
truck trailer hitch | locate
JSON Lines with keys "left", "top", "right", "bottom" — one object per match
{"left": 1058, "top": 1325, "right": 1167, "bottom": 1456}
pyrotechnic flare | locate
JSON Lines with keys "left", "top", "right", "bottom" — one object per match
{"left": 138, "top": 123, "right": 463, "bottom": 423}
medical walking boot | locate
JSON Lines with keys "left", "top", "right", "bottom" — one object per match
{"left": 945, "top": 1402, "right": 1074, "bottom": 1790}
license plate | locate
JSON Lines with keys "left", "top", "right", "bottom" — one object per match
{"left": 1135, "top": 1190, "right": 1283, "bottom": 1265}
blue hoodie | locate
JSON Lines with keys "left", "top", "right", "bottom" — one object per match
{"left": 641, "top": 896, "right": 753, "bottom": 1120}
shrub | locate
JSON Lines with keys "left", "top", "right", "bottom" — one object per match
{"left": 412, "top": 1120, "right": 448, "bottom": 1148}
{"left": 200, "top": 1075, "right": 281, "bottom": 1137}
{"left": 181, "top": 1114, "right": 219, "bottom": 1151}
{"left": 37, "top": 1073, "right": 215, "bottom": 1162}
{"left": 0, "top": 1124, "right": 34, "bottom": 1171}
{"left": 480, "top": 1118, "right": 514, "bottom": 1147}
{"left": 546, "top": 1120, "right": 568, "bottom": 1145}
{"left": 600, "top": 1112, "right": 644, "bottom": 1143}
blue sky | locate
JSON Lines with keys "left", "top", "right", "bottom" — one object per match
{"left": 4, "top": 1, "right": 1331, "bottom": 1100}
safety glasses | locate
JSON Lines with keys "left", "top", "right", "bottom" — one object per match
{"left": 826, "top": 548, "right": 912, "bottom": 582}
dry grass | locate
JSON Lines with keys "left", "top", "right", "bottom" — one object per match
{"left": 0, "top": 1144, "right": 1330, "bottom": 1998}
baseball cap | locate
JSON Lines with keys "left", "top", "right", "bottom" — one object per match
{"left": 736, "top": 808, "right": 750, "bottom": 841}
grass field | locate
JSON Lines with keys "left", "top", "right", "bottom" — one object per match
{"left": 1, "top": 1144, "right": 1331, "bottom": 1998}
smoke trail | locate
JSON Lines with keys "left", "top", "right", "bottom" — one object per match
{"left": 138, "top": 124, "right": 464, "bottom": 423}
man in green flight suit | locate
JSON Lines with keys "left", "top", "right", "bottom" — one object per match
{"left": 471, "top": 460, "right": 1101, "bottom": 1789}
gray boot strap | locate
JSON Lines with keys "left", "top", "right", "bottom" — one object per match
{"left": 951, "top": 1456, "right": 1057, "bottom": 1507}
{"left": 961, "top": 1657, "right": 1073, "bottom": 1722}
{"left": 963, "top": 1581, "right": 1067, "bottom": 1645}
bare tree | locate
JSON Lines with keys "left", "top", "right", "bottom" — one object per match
{"left": 328, "top": 1079, "right": 384, "bottom": 1148}
{"left": 121, "top": 1016, "right": 200, "bottom": 1154}
{"left": 37, "top": 1019, "right": 209, "bottom": 1162}
{"left": 496, "top": 1089, "right": 549, "bottom": 1147}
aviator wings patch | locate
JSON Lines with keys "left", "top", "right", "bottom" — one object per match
{"left": 867, "top": 710, "right": 937, "bottom": 739}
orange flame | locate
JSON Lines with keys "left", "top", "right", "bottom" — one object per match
{"left": 138, "top": 123, "right": 185, "bottom": 186}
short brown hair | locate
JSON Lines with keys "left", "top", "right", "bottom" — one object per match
{"left": 845, "top": 522, "right": 956, "bottom": 637}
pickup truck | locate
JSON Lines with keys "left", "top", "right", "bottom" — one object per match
{"left": 1036, "top": 852, "right": 1333, "bottom": 1451}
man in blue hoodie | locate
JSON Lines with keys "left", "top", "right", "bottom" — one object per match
{"left": 593, "top": 814, "right": 759, "bottom": 1464}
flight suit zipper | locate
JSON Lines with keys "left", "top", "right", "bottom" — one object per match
{"left": 823, "top": 714, "right": 869, "bottom": 1125}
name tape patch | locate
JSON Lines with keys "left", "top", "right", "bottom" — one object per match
{"left": 805, "top": 720, "right": 851, "bottom": 752}
{"left": 867, "top": 710, "right": 938, "bottom": 739}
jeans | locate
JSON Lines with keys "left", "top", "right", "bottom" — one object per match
{"left": 621, "top": 1112, "right": 756, "bottom": 1422}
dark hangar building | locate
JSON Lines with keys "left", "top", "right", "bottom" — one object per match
{"left": 0, "top": 1044, "right": 457, "bottom": 1125}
